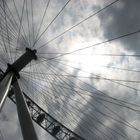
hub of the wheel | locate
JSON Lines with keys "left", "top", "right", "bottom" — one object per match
{"left": 5, "top": 48, "right": 37, "bottom": 79}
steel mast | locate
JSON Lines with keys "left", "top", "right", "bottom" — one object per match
{"left": 0, "top": 48, "right": 84, "bottom": 140}
{"left": 0, "top": 48, "right": 38, "bottom": 140}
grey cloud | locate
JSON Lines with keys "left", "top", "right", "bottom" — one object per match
{"left": 98, "top": 0, "right": 140, "bottom": 53}
{"left": 74, "top": 89, "right": 131, "bottom": 140}
{"left": 1, "top": 0, "right": 140, "bottom": 140}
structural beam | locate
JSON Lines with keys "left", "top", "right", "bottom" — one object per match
{"left": 13, "top": 80, "right": 38, "bottom": 140}
{"left": 11, "top": 48, "right": 37, "bottom": 73}
{"left": 0, "top": 48, "right": 38, "bottom": 140}
{"left": 3, "top": 48, "right": 37, "bottom": 79}
{"left": 0, "top": 72, "right": 13, "bottom": 111}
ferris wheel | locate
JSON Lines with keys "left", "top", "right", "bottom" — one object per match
{"left": 0, "top": 0, "right": 140, "bottom": 140}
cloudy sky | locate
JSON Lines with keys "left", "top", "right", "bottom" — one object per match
{"left": 0, "top": 0, "right": 140, "bottom": 139}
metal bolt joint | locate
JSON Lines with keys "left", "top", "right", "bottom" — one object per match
{"left": 4, "top": 48, "right": 37, "bottom": 79}
{"left": 26, "top": 48, "right": 37, "bottom": 60}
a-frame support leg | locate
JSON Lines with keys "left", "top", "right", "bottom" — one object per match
{"left": 13, "top": 79, "right": 38, "bottom": 140}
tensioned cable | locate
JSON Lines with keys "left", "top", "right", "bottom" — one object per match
{"left": 24, "top": 64, "right": 133, "bottom": 124}
{"left": 0, "top": 25, "right": 24, "bottom": 49}
{"left": 1, "top": 1, "right": 21, "bottom": 34}
{"left": 31, "top": 0, "right": 34, "bottom": 43}
{"left": 24, "top": 64, "right": 140, "bottom": 103}
{"left": 21, "top": 64, "right": 138, "bottom": 112}
{"left": 34, "top": 0, "right": 51, "bottom": 43}
{"left": 0, "top": 22, "right": 16, "bottom": 40}
{"left": 21, "top": 74, "right": 140, "bottom": 113}
{"left": 28, "top": 60, "right": 140, "bottom": 115}
{"left": 28, "top": 28, "right": 140, "bottom": 68}
{"left": 44, "top": 29, "right": 140, "bottom": 61}
{"left": 12, "top": 0, "right": 29, "bottom": 43}
{"left": 20, "top": 63, "right": 139, "bottom": 140}
{"left": 0, "top": 22, "right": 18, "bottom": 45}
{"left": 22, "top": 69, "right": 135, "bottom": 139}
{"left": 25, "top": 0, "right": 31, "bottom": 46}
{"left": 38, "top": 53, "right": 140, "bottom": 58}
{"left": 0, "top": 3, "right": 19, "bottom": 39}
{"left": 1, "top": 0, "right": 139, "bottom": 139}
{"left": 43, "top": 58, "right": 140, "bottom": 73}
{"left": 45, "top": 61, "right": 140, "bottom": 108}
{"left": 95, "top": 99, "right": 140, "bottom": 133}
{"left": 35, "top": 55, "right": 140, "bottom": 93}
{"left": 14, "top": 0, "right": 25, "bottom": 61}
{"left": 98, "top": 65, "right": 140, "bottom": 73}
{"left": 21, "top": 72, "right": 130, "bottom": 139}
{"left": 22, "top": 70, "right": 140, "bottom": 115}
{"left": 26, "top": 67, "right": 139, "bottom": 108}
{"left": 2, "top": 0, "right": 12, "bottom": 63}
{"left": 36, "top": 66, "right": 115, "bottom": 139}
{"left": 37, "top": 52, "right": 140, "bottom": 56}
{"left": 21, "top": 71, "right": 140, "bottom": 83}
{"left": 40, "top": 64, "right": 140, "bottom": 135}
{"left": 32, "top": 0, "right": 72, "bottom": 49}
{"left": 47, "top": 62, "right": 140, "bottom": 109}
{"left": 0, "top": 0, "right": 28, "bottom": 46}
{"left": 49, "top": 59, "right": 140, "bottom": 92}
{"left": 21, "top": 73, "right": 140, "bottom": 136}
{"left": 0, "top": 26, "right": 11, "bottom": 63}
{"left": 0, "top": 1, "right": 10, "bottom": 62}
{"left": 20, "top": 76, "right": 105, "bottom": 139}
{"left": 37, "top": 0, "right": 120, "bottom": 50}
{"left": 0, "top": 26, "right": 27, "bottom": 53}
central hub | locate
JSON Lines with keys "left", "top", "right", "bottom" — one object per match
{"left": 5, "top": 48, "right": 37, "bottom": 78}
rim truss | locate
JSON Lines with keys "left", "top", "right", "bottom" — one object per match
{"left": 8, "top": 88, "right": 85, "bottom": 140}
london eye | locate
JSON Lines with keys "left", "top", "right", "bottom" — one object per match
{"left": 0, "top": 0, "right": 140, "bottom": 140}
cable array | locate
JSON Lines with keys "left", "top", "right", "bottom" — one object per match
{"left": 0, "top": 0, "right": 140, "bottom": 139}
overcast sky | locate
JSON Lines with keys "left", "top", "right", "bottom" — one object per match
{"left": 0, "top": 0, "right": 140, "bottom": 140}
